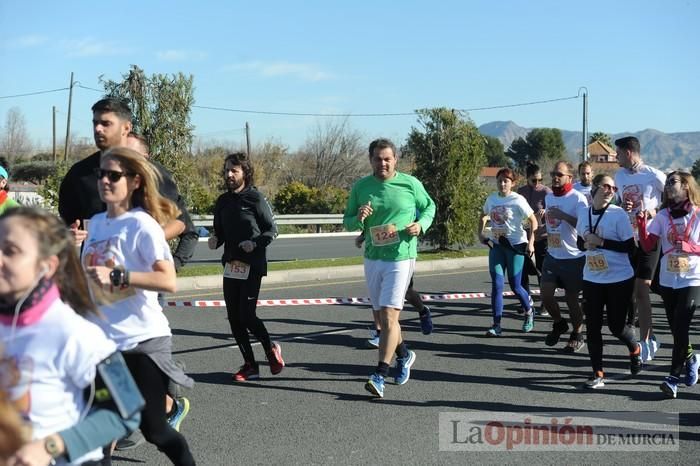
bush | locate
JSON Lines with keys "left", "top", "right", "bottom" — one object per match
{"left": 273, "top": 181, "right": 348, "bottom": 214}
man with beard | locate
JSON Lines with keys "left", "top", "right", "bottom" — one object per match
{"left": 541, "top": 160, "right": 589, "bottom": 352}
{"left": 574, "top": 161, "right": 594, "bottom": 204}
{"left": 614, "top": 136, "right": 666, "bottom": 362}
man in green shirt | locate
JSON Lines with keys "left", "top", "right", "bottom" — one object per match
{"left": 344, "top": 138, "right": 435, "bottom": 398}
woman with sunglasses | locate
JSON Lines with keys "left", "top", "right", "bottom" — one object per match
{"left": 637, "top": 171, "right": 700, "bottom": 399}
{"left": 82, "top": 147, "right": 195, "bottom": 465}
{"left": 479, "top": 167, "right": 538, "bottom": 336}
{"left": 575, "top": 175, "right": 640, "bottom": 389}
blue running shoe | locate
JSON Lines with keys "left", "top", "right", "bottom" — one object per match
{"left": 367, "top": 328, "right": 380, "bottom": 348}
{"left": 660, "top": 376, "right": 679, "bottom": 399}
{"left": 419, "top": 306, "right": 433, "bottom": 335}
{"left": 485, "top": 324, "right": 502, "bottom": 337}
{"left": 365, "top": 373, "right": 385, "bottom": 398}
{"left": 686, "top": 354, "right": 699, "bottom": 387}
{"left": 394, "top": 350, "right": 416, "bottom": 385}
{"left": 167, "top": 397, "right": 190, "bottom": 432}
{"left": 522, "top": 312, "right": 534, "bottom": 333}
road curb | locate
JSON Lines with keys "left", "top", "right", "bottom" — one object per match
{"left": 176, "top": 256, "right": 489, "bottom": 292}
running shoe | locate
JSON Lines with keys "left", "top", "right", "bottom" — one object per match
{"left": 394, "top": 350, "right": 416, "bottom": 385}
{"left": 649, "top": 335, "right": 660, "bottom": 361}
{"left": 485, "top": 324, "right": 502, "bottom": 337}
{"left": 585, "top": 372, "right": 605, "bottom": 389}
{"left": 563, "top": 332, "right": 585, "bottom": 353}
{"left": 167, "top": 397, "right": 190, "bottom": 432}
{"left": 544, "top": 319, "right": 569, "bottom": 346}
{"left": 267, "top": 342, "right": 285, "bottom": 375}
{"left": 233, "top": 362, "right": 260, "bottom": 381}
{"left": 660, "top": 375, "right": 679, "bottom": 399}
{"left": 640, "top": 339, "right": 650, "bottom": 362}
{"left": 115, "top": 429, "right": 145, "bottom": 451}
{"left": 537, "top": 306, "right": 550, "bottom": 317}
{"left": 686, "top": 354, "right": 699, "bottom": 387}
{"left": 630, "top": 347, "right": 643, "bottom": 375}
{"left": 365, "top": 373, "right": 385, "bottom": 398}
{"left": 367, "top": 328, "right": 380, "bottom": 348}
{"left": 419, "top": 306, "right": 433, "bottom": 335}
{"left": 522, "top": 312, "right": 534, "bottom": 333}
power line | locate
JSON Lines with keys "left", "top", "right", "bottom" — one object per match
{"left": 0, "top": 87, "right": 69, "bottom": 99}
{"left": 75, "top": 83, "right": 104, "bottom": 93}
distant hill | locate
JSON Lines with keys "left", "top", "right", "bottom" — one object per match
{"left": 479, "top": 121, "right": 700, "bottom": 171}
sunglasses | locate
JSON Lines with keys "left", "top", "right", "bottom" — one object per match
{"left": 550, "top": 171, "right": 571, "bottom": 178}
{"left": 598, "top": 183, "right": 618, "bottom": 192}
{"left": 94, "top": 168, "right": 135, "bottom": 182}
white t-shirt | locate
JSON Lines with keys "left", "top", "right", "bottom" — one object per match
{"left": 82, "top": 208, "right": 173, "bottom": 350}
{"left": 573, "top": 182, "right": 593, "bottom": 205}
{"left": 483, "top": 192, "right": 534, "bottom": 245}
{"left": 0, "top": 290, "right": 116, "bottom": 465}
{"left": 576, "top": 204, "right": 634, "bottom": 283}
{"left": 544, "top": 189, "right": 588, "bottom": 259}
{"left": 615, "top": 164, "right": 666, "bottom": 237}
{"left": 647, "top": 208, "right": 700, "bottom": 289}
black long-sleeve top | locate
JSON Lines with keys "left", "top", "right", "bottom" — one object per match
{"left": 212, "top": 186, "right": 277, "bottom": 276}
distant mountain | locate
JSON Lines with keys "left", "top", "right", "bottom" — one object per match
{"left": 479, "top": 121, "right": 700, "bottom": 171}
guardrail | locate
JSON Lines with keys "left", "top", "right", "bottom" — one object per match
{"left": 192, "top": 214, "right": 344, "bottom": 233}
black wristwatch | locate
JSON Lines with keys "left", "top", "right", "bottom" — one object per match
{"left": 44, "top": 435, "right": 61, "bottom": 459}
{"left": 110, "top": 267, "right": 130, "bottom": 288}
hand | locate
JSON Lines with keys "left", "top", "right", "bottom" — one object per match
{"left": 8, "top": 437, "right": 57, "bottom": 466}
{"left": 207, "top": 234, "right": 218, "bottom": 250}
{"left": 404, "top": 222, "right": 422, "bottom": 237}
{"left": 69, "top": 220, "right": 88, "bottom": 247}
{"left": 354, "top": 234, "right": 365, "bottom": 249}
{"left": 546, "top": 207, "right": 564, "bottom": 220}
{"left": 526, "top": 243, "right": 535, "bottom": 256}
{"left": 239, "top": 240, "right": 256, "bottom": 253}
{"left": 85, "top": 265, "right": 112, "bottom": 288}
{"left": 357, "top": 201, "right": 373, "bottom": 223}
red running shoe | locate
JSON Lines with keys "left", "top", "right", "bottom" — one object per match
{"left": 267, "top": 342, "right": 285, "bottom": 375}
{"left": 233, "top": 362, "right": 259, "bottom": 381}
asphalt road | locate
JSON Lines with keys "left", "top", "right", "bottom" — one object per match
{"left": 114, "top": 269, "right": 700, "bottom": 465}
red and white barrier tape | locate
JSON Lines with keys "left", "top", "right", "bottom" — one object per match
{"left": 165, "top": 289, "right": 545, "bottom": 308}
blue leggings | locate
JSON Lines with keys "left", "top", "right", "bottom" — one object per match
{"left": 489, "top": 243, "right": 531, "bottom": 324}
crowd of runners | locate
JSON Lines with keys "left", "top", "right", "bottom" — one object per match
{"left": 1, "top": 96, "right": 699, "bottom": 465}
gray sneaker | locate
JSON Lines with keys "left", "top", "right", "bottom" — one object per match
{"left": 115, "top": 429, "right": 145, "bottom": 451}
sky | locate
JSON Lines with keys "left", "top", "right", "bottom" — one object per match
{"left": 1, "top": 0, "right": 698, "bottom": 153}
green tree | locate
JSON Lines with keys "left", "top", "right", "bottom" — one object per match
{"left": 100, "top": 65, "right": 197, "bottom": 202}
{"left": 589, "top": 131, "right": 613, "bottom": 147}
{"left": 273, "top": 181, "right": 348, "bottom": 214}
{"left": 482, "top": 135, "right": 511, "bottom": 167}
{"left": 37, "top": 162, "right": 69, "bottom": 210}
{"left": 692, "top": 158, "right": 700, "bottom": 183}
{"left": 405, "top": 107, "right": 488, "bottom": 249}
{"left": 507, "top": 128, "right": 566, "bottom": 171}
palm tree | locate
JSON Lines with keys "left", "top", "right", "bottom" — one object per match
{"left": 589, "top": 131, "right": 613, "bottom": 148}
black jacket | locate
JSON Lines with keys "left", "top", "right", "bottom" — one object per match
{"left": 212, "top": 186, "right": 277, "bottom": 276}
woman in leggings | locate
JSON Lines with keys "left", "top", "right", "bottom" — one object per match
{"left": 82, "top": 147, "right": 195, "bottom": 465}
{"left": 638, "top": 170, "right": 700, "bottom": 398}
{"left": 478, "top": 167, "right": 538, "bottom": 336}
{"left": 209, "top": 152, "right": 284, "bottom": 381}
{"left": 576, "top": 174, "right": 640, "bottom": 389}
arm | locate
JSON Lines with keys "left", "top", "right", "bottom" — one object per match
{"left": 414, "top": 181, "right": 436, "bottom": 234}
{"left": 253, "top": 195, "right": 277, "bottom": 249}
{"left": 525, "top": 213, "right": 537, "bottom": 253}
{"left": 343, "top": 185, "right": 367, "bottom": 231}
{"left": 60, "top": 407, "right": 140, "bottom": 462}
{"left": 636, "top": 213, "right": 659, "bottom": 253}
{"left": 163, "top": 219, "right": 186, "bottom": 240}
{"left": 477, "top": 213, "right": 489, "bottom": 244}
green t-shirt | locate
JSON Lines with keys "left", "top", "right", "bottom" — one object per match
{"left": 0, "top": 194, "right": 19, "bottom": 215}
{"left": 343, "top": 172, "right": 435, "bottom": 261}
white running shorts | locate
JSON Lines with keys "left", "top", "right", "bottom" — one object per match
{"left": 364, "top": 258, "right": 416, "bottom": 310}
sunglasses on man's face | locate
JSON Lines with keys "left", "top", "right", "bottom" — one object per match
{"left": 94, "top": 168, "right": 134, "bottom": 183}
{"left": 550, "top": 171, "right": 570, "bottom": 178}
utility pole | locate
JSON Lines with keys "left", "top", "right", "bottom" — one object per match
{"left": 580, "top": 87, "right": 588, "bottom": 163}
{"left": 245, "top": 121, "right": 251, "bottom": 157}
{"left": 52, "top": 106, "right": 57, "bottom": 162}
{"left": 63, "top": 72, "right": 74, "bottom": 161}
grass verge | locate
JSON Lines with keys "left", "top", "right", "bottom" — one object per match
{"left": 177, "top": 248, "right": 489, "bottom": 277}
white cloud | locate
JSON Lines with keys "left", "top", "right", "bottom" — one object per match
{"left": 225, "top": 61, "right": 333, "bottom": 82}
{"left": 60, "top": 38, "right": 129, "bottom": 57}
{"left": 156, "top": 49, "right": 208, "bottom": 62}
{"left": 2, "top": 34, "right": 48, "bottom": 49}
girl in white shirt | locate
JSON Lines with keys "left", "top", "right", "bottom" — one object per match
{"left": 0, "top": 207, "right": 137, "bottom": 465}
{"left": 83, "top": 147, "right": 195, "bottom": 465}
{"left": 575, "top": 175, "right": 640, "bottom": 389}
{"left": 638, "top": 171, "right": 700, "bottom": 399}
